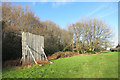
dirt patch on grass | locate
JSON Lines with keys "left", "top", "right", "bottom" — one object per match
{"left": 3, "top": 59, "right": 50, "bottom": 69}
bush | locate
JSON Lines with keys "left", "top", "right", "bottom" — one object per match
{"left": 95, "top": 48, "right": 101, "bottom": 52}
{"left": 63, "top": 46, "right": 72, "bottom": 52}
{"left": 2, "top": 32, "right": 22, "bottom": 62}
{"left": 87, "top": 51, "right": 96, "bottom": 54}
{"left": 110, "top": 48, "right": 118, "bottom": 52}
{"left": 50, "top": 51, "right": 79, "bottom": 59}
{"left": 37, "top": 60, "right": 49, "bottom": 65}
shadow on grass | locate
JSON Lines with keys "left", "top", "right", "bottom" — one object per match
{"left": 102, "top": 51, "right": 118, "bottom": 54}
{"left": 102, "top": 51, "right": 110, "bottom": 53}
{"left": 48, "top": 59, "right": 57, "bottom": 62}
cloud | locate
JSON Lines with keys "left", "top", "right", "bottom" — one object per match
{"left": 110, "top": 39, "right": 118, "bottom": 48}
{"left": 32, "top": 2, "right": 36, "bottom": 6}
{"left": 51, "top": 0, "right": 75, "bottom": 8}
{"left": 2, "top": 0, "right": 120, "bottom": 2}
{"left": 87, "top": 3, "right": 118, "bottom": 18}
{"left": 52, "top": 2, "right": 66, "bottom": 8}
{"left": 87, "top": 4, "right": 108, "bottom": 17}
{"left": 99, "top": 9, "right": 117, "bottom": 18}
{"left": 100, "top": 3, "right": 118, "bottom": 18}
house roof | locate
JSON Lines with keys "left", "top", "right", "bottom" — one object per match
{"left": 116, "top": 44, "right": 120, "bottom": 48}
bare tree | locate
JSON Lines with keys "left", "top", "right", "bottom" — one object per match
{"left": 68, "top": 18, "right": 112, "bottom": 54}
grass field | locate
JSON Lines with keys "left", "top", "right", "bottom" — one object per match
{"left": 2, "top": 52, "right": 118, "bottom": 78}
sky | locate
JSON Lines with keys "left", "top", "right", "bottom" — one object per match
{"left": 11, "top": 2, "right": 118, "bottom": 47}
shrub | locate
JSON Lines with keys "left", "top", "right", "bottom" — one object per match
{"left": 63, "top": 46, "right": 72, "bottom": 52}
{"left": 3, "top": 58, "right": 21, "bottom": 67}
{"left": 110, "top": 48, "right": 118, "bottom": 52}
{"left": 50, "top": 51, "right": 79, "bottom": 59}
{"left": 95, "top": 48, "right": 101, "bottom": 52}
{"left": 37, "top": 60, "right": 49, "bottom": 65}
{"left": 87, "top": 51, "right": 96, "bottom": 54}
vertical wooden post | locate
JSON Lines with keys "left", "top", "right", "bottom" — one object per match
{"left": 29, "top": 33, "right": 32, "bottom": 62}
{"left": 26, "top": 45, "right": 38, "bottom": 64}
{"left": 22, "top": 32, "right": 26, "bottom": 64}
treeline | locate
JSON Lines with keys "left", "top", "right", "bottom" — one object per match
{"left": 2, "top": 3, "right": 112, "bottom": 61}
{"left": 2, "top": 3, "right": 72, "bottom": 61}
{"left": 68, "top": 18, "right": 112, "bottom": 54}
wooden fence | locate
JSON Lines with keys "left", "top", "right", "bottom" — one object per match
{"left": 22, "top": 32, "right": 47, "bottom": 64}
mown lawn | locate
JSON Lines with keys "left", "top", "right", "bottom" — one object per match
{"left": 2, "top": 52, "right": 118, "bottom": 78}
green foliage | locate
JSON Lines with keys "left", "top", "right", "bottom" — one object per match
{"left": 110, "top": 48, "right": 118, "bottom": 52}
{"left": 94, "top": 48, "right": 101, "bottom": 52}
{"left": 102, "top": 51, "right": 118, "bottom": 53}
{"left": 63, "top": 46, "right": 72, "bottom": 52}
{"left": 87, "top": 51, "right": 96, "bottom": 54}
{"left": 2, "top": 52, "right": 118, "bottom": 78}
{"left": 2, "top": 32, "right": 22, "bottom": 61}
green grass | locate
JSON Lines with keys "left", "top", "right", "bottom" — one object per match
{"left": 102, "top": 51, "right": 113, "bottom": 53}
{"left": 2, "top": 52, "right": 118, "bottom": 78}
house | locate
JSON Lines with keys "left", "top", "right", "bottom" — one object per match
{"left": 110, "top": 44, "right": 120, "bottom": 52}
